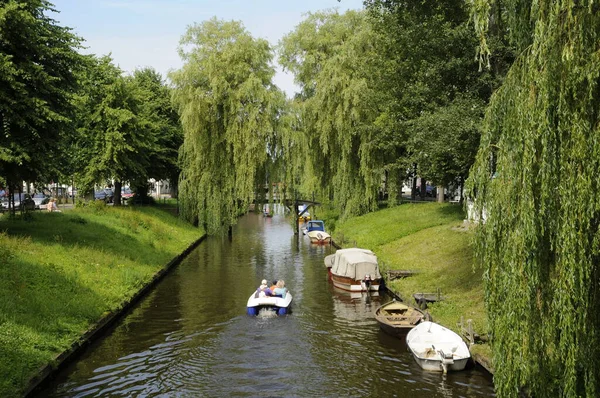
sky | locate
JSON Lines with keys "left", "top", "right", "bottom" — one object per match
{"left": 49, "top": 0, "right": 365, "bottom": 97}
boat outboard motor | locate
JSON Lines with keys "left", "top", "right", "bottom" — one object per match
{"left": 362, "top": 274, "right": 372, "bottom": 291}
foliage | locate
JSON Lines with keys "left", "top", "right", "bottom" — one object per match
{"left": 408, "top": 96, "right": 485, "bottom": 187}
{"left": 0, "top": 206, "right": 201, "bottom": 396}
{"left": 69, "top": 58, "right": 180, "bottom": 204}
{"left": 171, "top": 18, "right": 283, "bottom": 234}
{"left": 131, "top": 68, "right": 183, "bottom": 187}
{"left": 469, "top": 1, "right": 600, "bottom": 396}
{"left": 279, "top": 10, "right": 385, "bottom": 218}
{"left": 70, "top": 56, "right": 148, "bottom": 193}
{"left": 0, "top": 0, "right": 82, "bottom": 187}
{"left": 365, "top": 0, "right": 507, "bottom": 193}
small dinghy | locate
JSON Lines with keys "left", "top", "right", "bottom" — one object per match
{"left": 375, "top": 300, "right": 428, "bottom": 337}
{"left": 406, "top": 321, "right": 471, "bottom": 373}
{"left": 247, "top": 291, "right": 293, "bottom": 316}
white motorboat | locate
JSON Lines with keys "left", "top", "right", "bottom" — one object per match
{"left": 405, "top": 321, "right": 471, "bottom": 373}
{"left": 324, "top": 248, "right": 382, "bottom": 292}
{"left": 247, "top": 291, "right": 293, "bottom": 316}
{"left": 307, "top": 230, "right": 331, "bottom": 244}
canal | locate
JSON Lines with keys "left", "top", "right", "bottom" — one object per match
{"left": 38, "top": 210, "right": 495, "bottom": 397}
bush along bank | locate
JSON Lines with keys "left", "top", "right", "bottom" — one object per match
{"left": 0, "top": 204, "right": 203, "bottom": 397}
{"left": 331, "top": 202, "right": 492, "bottom": 372}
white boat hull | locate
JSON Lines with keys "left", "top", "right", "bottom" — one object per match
{"left": 406, "top": 321, "right": 471, "bottom": 373}
{"left": 247, "top": 292, "right": 292, "bottom": 316}
{"left": 330, "top": 274, "right": 381, "bottom": 292}
{"left": 307, "top": 230, "right": 331, "bottom": 243}
{"left": 411, "top": 355, "right": 470, "bottom": 372}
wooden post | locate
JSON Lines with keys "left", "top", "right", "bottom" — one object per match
{"left": 295, "top": 199, "right": 299, "bottom": 235}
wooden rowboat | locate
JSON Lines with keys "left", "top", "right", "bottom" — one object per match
{"left": 375, "top": 300, "right": 428, "bottom": 337}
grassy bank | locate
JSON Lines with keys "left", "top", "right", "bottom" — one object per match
{"left": 0, "top": 204, "right": 202, "bottom": 396}
{"left": 332, "top": 202, "right": 492, "bottom": 367}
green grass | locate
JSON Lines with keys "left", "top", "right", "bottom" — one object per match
{"left": 0, "top": 205, "right": 203, "bottom": 396}
{"left": 334, "top": 202, "right": 490, "bottom": 359}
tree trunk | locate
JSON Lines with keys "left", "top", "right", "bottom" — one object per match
{"left": 411, "top": 165, "right": 417, "bottom": 201}
{"left": 437, "top": 187, "right": 445, "bottom": 203}
{"left": 114, "top": 180, "right": 122, "bottom": 206}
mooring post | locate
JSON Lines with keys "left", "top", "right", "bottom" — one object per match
{"left": 295, "top": 199, "right": 299, "bottom": 235}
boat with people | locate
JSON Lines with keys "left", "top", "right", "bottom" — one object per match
{"left": 247, "top": 279, "right": 292, "bottom": 316}
{"left": 305, "top": 220, "right": 331, "bottom": 244}
{"left": 405, "top": 321, "right": 471, "bottom": 373}
{"left": 324, "top": 248, "right": 382, "bottom": 292}
{"left": 375, "top": 300, "right": 428, "bottom": 337}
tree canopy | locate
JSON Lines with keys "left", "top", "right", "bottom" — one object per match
{"left": 69, "top": 57, "right": 181, "bottom": 203}
{"left": 365, "top": 0, "right": 505, "bottom": 199}
{"left": 171, "top": 18, "right": 283, "bottom": 233}
{"left": 280, "top": 10, "right": 385, "bottom": 218}
{"left": 0, "top": 0, "right": 82, "bottom": 189}
{"left": 469, "top": 0, "right": 600, "bottom": 396}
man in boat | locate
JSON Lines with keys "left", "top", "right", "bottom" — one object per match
{"left": 255, "top": 279, "right": 273, "bottom": 298}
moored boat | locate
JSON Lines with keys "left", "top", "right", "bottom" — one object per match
{"left": 307, "top": 230, "right": 331, "bottom": 244}
{"left": 305, "top": 220, "right": 331, "bottom": 243}
{"left": 247, "top": 291, "right": 292, "bottom": 316}
{"left": 406, "top": 321, "right": 471, "bottom": 373}
{"left": 324, "top": 248, "right": 382, "bottom": 292}
{"left": 375, "top": 300, "right": 428, "bottom": 337}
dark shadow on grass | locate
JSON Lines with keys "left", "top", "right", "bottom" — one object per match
{"left": 0, "top": 256, "right": 105, "bottom": 397}
{"left": 436, "top": 203, "right": 465, "bottom": 218}
{"left": 0, "top": 211, "right": 175, "bottom": 266}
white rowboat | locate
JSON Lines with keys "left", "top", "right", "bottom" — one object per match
{"left": 406, "top": 321, "right": 470, "bottom": 373}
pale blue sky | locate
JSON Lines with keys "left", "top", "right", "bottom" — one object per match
{"left": 49, "top": 0, "right": 365, "bottom": 96}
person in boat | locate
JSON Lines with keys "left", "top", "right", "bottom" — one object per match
{"left": 270, "top": 280, "right": 278, "bottom": 291}
{"left": 256, "top": 279, "right": 273, "bottom": 298}
{"left": 272, "top": 280, "right": 287, "bottom": 298}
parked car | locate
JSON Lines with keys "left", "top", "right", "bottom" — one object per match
{"left": 32, "top": 193, "right": 50, "bottom": 209}
{"left": 104, "top": 188, "right": 114, "bottom": 203}
{"left": 1, "top": 193, "right": 36, "bottom": 211}
{"left": 121, "top": 187, "right": 134, "bottom": 199}
{"left": 94, "top": 190, "right": 107, "bottom": 201}
{"left": 94, "top": 188, "right": 114, "bottom": 203}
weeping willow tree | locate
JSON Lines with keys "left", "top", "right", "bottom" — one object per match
{"left": 469, "top": 1, "right": 600, "bottom": 396}
{"left": 171, "top": 18, "right": 283, "bottom": 234}
{"left": 279, "top": 10, "right": 385, "bottom": 219}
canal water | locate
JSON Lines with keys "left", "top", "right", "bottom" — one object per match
{"left": 38, "top": 210, "right": 495, "bottom": 397}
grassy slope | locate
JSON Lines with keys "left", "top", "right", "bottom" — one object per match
{"left": 0, "top": 204, "right": 202, "bottom": 396}
{"left": 333, "top": 202, "right": 491, "bottom": 363}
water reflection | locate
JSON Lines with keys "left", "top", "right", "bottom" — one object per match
{"left": 39, "top": 210, "right": 494, "bottom": 397}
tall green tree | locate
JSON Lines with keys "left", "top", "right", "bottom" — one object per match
{"left": 365, "top": 0, "right": 506, "bottom": 200}
{"left": 0, "top": 0, "right": 82, "bottom": 192}
{"left": 171, "top": 18, "right": 283, "bottom": 234}
{"left": 130, "top": 68, "right": 183, "bottom": 202}
{"left": 71, "top": 55, "right": 151, "bottom": 197}
{"left": 469, "top": 1, "right": 600, "bottom": 396}
{"left": 280, "top": 10, "right": 385, "bottom": 218}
